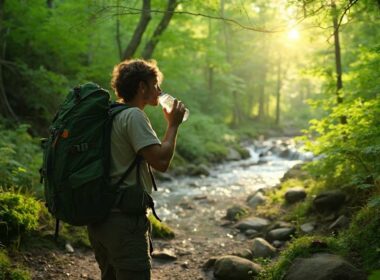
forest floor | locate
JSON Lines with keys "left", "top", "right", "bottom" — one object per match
{"left": 15, "top": 229, "right": 251, "bottom": 280}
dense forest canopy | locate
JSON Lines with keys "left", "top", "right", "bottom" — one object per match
{"left": 0, "top": 0, "right": 377, "bottom": 130}
{"left": 0, "top": 0, "right": 378, "bottom": 186}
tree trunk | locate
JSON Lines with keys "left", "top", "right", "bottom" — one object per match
{"left": 122, "top": 0, "right": 151, "bottom": 60}
{"left": 47, "top": 0, "right": 53, "bottom": 8}
{"left": 0, "top": 0, "right": 17, "bottom": 120}
{"left": 141, "top": 0, "right": 178, "bottom": 59}
{"left": 275, "top": 55, "right": 282, "bottom": 125}
{"left": 331, "top": 0, "right": 347, "bottom": 124}
{"left": 207, "top": 66, "right": 213, "bottom": 95}
{"left": 115, "top": 0, "right": 122, "bottom": 60}
{"left": 257, "top": 65, "right": 267, "bottom": 121}
{"left": 221, "top": 0, "right": 241, "bottom": 125}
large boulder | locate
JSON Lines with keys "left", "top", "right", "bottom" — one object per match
{"left": 251, "top": 238, "right": 276, "bottom": 258}
{"left": 235, "top": 217, "right": 270, "bottom": 232}
{"left": 284, "top": 187, "right": 307, "bottom": 204}
{"left": 214, "top": 255, "right": 262, "bottom": 280}
{"left": 313, "top": 190, "right": 346, "bottom": 213}
{"left": 284, "top": 253, "right": 366, "bottom": 280}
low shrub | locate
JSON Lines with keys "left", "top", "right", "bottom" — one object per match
{"left": 0, "top": 192, "right": 41, "bottom": 244}
{"left": 340, "top": 205, "right": 380, "bottom": 271}
{"left": 0, "top": 124, "right": 42, "bottom": 193}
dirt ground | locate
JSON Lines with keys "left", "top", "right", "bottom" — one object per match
{"left": 16, "top": 226, "right": 250, "bottom": 280}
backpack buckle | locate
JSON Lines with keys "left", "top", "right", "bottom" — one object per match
{"left": 73, "top": 143, "right": 89, "bottom": 152}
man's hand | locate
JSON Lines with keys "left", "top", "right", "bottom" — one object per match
{"left": 139, "top": 99, "right": 186, "bottom": 172}
{"left": 163, "top": 99, "right": 186, "bottom": 127}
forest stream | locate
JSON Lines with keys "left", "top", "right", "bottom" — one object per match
{"left": 24, "top": 137, "right": 311, "bottom": 280}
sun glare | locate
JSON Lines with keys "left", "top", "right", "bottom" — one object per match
{"left": 288, "top": 28, "right": 300, "bottom": 41}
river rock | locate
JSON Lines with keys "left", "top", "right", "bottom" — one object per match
{"left": 225, "top": 205, "right": 249, "bottom": 221}
{"left": 233, "top": 249, "right": 253, "bottom": 260}
{"left": 65, "top": 243, "right": 74, "bottom": 253}
{"left": 153, "top": 171, "right": 173, "bottom": 181}
{"left": 284, "top": 187, "right": 307, "bottom": 204}
{"left": 213, "top": 255, "right": 262, "bottom": 280}
{"left": 271, "top": 221, "right": 293, "bottom": 229}
{"left": 251, "top": 238, "right": 276, "bottom": 258}
{"left": 300, "top": 222, "right": 316, "bottom": 233}
{"left": 235, "top": 217, "right": 270, "bottom": 232}
{"left": 188, "top": 164, "right": 210, "bottom": 177}
{"left": 247, "top": 192, "right": 267, "bottom": 208}
{"left": 272, "top": 240, "right": 285, "bottom": 248}
{"left": 284, "top": 253, "right": 366, "bottom": 280}
{"left": 152, "top": 249, "right": 177, "bottom": 261}
{"left": 329, "top": 215, "right": 350, "bottom": 231}
{"left": 279, "top": 148, "right": 292, "bottom": 158}
{"left": 267, "top": 227, "right": 295, "bottom": 241}
{"left": 244, "top": 229, "right": 260, "bottom": 239}
{"left": 203, "top": 257, "right": 218, "bottom": 271}
{"left": 281, "top": 164, "right": 308, "bottom": 182}
{"left": 226, "top": 148, "right": 242, "bottom": 161}
{"left": 313, "top": 190, "right": 346, "bottom": 213}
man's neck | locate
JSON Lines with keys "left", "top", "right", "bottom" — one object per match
{"left": 124, "top": 99, "right": 145, "bottom": 110}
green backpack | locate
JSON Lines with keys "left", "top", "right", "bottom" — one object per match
{"left": 40, "top": 82, "right": 159, "bottom": 230}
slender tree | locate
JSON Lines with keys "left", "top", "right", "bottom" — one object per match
{"left": 275, "top": 54, "right": 282, "bottom": 125}
{"left": 331, "top": 0, "right": 347, "bottom": 124}
{"left": 141, "top": 0, "right": 178, "bottom": 59}
{"left": 47, "top": 0, "right": 53, "bottom": 9}
{"left": 122, "top": 0, "right": 151, "bottom": 60}
{"left": 0, "top": 0, "right": 17, "bottom": 120}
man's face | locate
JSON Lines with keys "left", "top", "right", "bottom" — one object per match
{"left": 143, "top": 77, "right": 161, "bottom": 106}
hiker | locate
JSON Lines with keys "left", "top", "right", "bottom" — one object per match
{"left": 87, "top": 59, "right": 186, "bottom": 280}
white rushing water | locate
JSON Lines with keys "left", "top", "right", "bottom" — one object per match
{"left": 153, "top": 138, "right": 309, "bottom": 237}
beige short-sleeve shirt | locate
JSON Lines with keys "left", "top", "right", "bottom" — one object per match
{"left": 110, "top": 107, "right": 161, "bottom": 194}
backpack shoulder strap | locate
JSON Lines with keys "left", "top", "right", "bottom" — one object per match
{"left": 110, "top": 102, "right": 130, "bottom": 118}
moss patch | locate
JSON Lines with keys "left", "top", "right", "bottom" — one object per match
{"left": 0, "top": 250, "right": 31, "bottom": 280}
{"left": 257, "top": 236, "right": 343, "bottom": 280}
{"left": 149, "top": 214, "right": 175, "bottom": 239}
{"left": 340, "top": 205, "right": 380, "bottom": 271}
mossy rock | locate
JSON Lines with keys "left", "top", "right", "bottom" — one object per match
{"left": 234, "top": 145, "right": 251, "bottom": 159}
{"left": 149, "top": 214, "right": 175, "bottom": 239}
{"left": 226, "top": 205, "right": 249, "bottom": 221}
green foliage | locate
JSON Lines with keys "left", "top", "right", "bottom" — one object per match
{"left": 0, "top": 192, "right": 41, "bottom": 244}
{"left": 175, "top": 114, "right": 234, "bottom": 163}
{"left": 0, "top": 250, "right": 31, "bottom": 280}
{"left": 257, "top": 236, "right": 343, "bottom": 280}
{"left": 340, "top": 206, "right": 380, "bottom": 271}
{"left": 16, "top": 63, "right": 68, "bottom": 124}
{"left": 368, "top": 270, "right": 380, "bottom": 280}
{"left": 0, "top": 125, "right": 42, "bottom": 193}
{"left": 302, "top": 97, "right": 380, "bottom": 188}
{"left": 148, "top": 214, "right": 175, "bottom": 239}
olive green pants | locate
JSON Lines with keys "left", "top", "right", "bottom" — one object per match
{"left": 87, "top": 212, "right": 151, "bottom": 280}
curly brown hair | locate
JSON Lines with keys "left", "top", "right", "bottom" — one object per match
{"left": 111, "top": 59, "right": 163, "bottom": 102}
